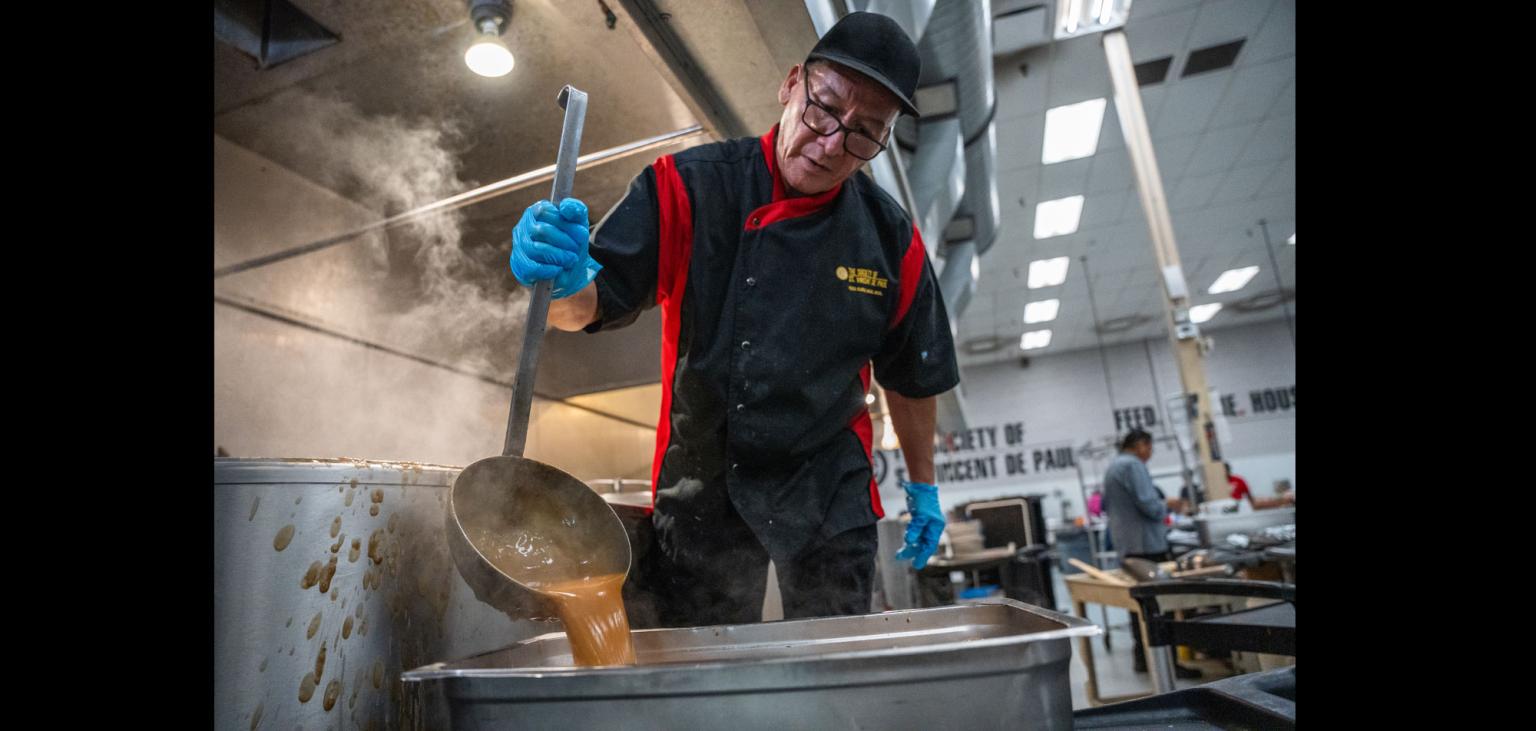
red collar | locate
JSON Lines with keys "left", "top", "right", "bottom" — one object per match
{"left": 759, "top": 123, "right": 842, "bottom": 205}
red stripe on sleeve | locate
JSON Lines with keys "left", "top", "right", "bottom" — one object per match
{"left": 890, "top": 223, "right": 927, "bottom": 330}
{"left": 849, "top": 363, "right": 884, "bottom": 518}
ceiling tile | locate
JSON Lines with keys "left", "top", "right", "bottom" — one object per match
{"left": 1087, "top": 147, "right": 1134, "bottom": 193}
{"left": 1239, "top": 0, "right": 1295, "bottom": 65}
{"left": 1125, "top": 6, "right": 1201, "bottom": 60}
{"left": 1235, "top": 114, "right": 1294, "bottom": 166}
{"left": 1045, "top": 36, "right": 1114, "bottom": 108}
{"left": 1208, "top": 57, "right": 1294, "bottom": 128}
{"left": 1181, "top": 123, "right": 1259, "bottom": 177}
{"left": 1037, "top": 157, "right": 1093, "bottom": 202}
{"left": 1079, "top": 190, "right": 1129, "bottom": 231}
{"left": 1187, "top": 0, "right": 1272, "bottom": 51}
{"left": 1151, "top": 70, "right": 1232, "bottom": 138}
{"left": 1209, "top": 162, "right": 1277, "bottom": 205}
{"left": 994, "top": 114, "right": 1045, "bottom": 174}
{"left": 1170, "top": 171, "right": 1225, "bottom": 211}
{"left": 1266, "top": 79, "right": 1295, "bottom": 119}
{"left": 994, "top": 48, "right": 1052, "bottom": 121}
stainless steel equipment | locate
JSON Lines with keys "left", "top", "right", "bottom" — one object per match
{"left": 402, "top": 599, "right": 1099, "bottom": 730}
{"left": 445, "top": 84, "right": 632, "bottom": 622}
{"left": 1194, "top": 507, "right": 1296, "bottom": 547}
{"left": 213, "top": 458, "right": 547, "bottom": 731}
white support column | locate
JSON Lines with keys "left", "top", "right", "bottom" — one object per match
{"left": 1102, "top": 29, "right": 1225, "bottom": 502}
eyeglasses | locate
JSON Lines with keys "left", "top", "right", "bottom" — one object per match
{"left": 800, "top": 67, "right": 890, "bottom": 162}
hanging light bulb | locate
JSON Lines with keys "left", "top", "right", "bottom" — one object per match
{"left": 465, "top": 1, "right": 515, "bottom": 78}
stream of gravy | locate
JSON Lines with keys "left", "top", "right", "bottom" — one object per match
{"left": 531, "top": 573, "right": 636, "bottom": 666}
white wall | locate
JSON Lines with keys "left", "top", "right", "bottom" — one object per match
{"left": 874, "top": 319, "right": 1296, "bottom": 523}
{"left": 214, "top": 135, "right": 656, "bottom": 479}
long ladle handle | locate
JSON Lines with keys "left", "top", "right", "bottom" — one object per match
{"left": 503, "top": 85, "right": 588, "bottom": 457}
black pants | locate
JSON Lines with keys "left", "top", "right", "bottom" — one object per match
{"left": 634, "top": 494, "right": 878, "bottom": 628}
{"left": 1122, "top": 550, "right": 1172, "bottom": 669}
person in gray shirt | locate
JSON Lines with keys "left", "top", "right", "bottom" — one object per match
{"left": 1102, "top": 428, "right": 1198, "bottom": 678}
{"left": 1102, "top": 429, "right": 1183, "bottom": 558}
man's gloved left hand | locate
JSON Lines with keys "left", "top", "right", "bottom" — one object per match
{"left": 894, "top": 480, "right": 945, "bottom": 570}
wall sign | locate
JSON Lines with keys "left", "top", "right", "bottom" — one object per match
{"left": 1112, "top": 405, "right": 1159, "bottom": 431}
{"left": 880, "top": 421, "right": 1079, "bottom": 489}
{"left": 1215, "top": 383, "right": 1296, "bottom": 418}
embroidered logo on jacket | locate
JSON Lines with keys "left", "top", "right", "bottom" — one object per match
{"left": 836, "top": 265, "right": 888, "bottom": 297}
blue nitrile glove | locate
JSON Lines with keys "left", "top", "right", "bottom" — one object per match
{"left": 509, "top": 198, "right": 603, "bottom": 299}
{"left": 894, "top": 480, "right": 945, "bottom": 570}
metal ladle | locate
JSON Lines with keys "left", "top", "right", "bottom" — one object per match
{"left": 445, "top": 86, "right": 631, "bottom": 619}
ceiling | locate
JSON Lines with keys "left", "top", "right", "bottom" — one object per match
{"left": 957, "top": 0, "right": 1295, "bottom": 368}
{"left": 215, "top": 0, "right": 704, "bottom": 278}
{"left": 213, "top": 0, "right": 1295, "bottom": 385}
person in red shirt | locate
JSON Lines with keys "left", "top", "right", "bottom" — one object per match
{"left": 1226, "top": 462, "right": 1252, "bottom": 505}
{"left": 1229, "top": 462, "right": 1293, "bottom": 510}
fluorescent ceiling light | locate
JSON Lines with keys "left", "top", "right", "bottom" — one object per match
{"left": 1287, "top": 233, "right": 1295, "bottom": 245}
{"left": 1020, "top": 329, "right": 1053, "bottom": 350}
{"left": 1042, "top": 99, "right": 1107, "bottom": 164}
{"left": 881, "top": 414, "right": 899, "bottom": 450}
{"left": 970, "top": 255, "right": 980, "bottom": 282}
{"left": 1190, "top": 303, "right": 1222, "bottom": 323}
{"left": 1027, "top": 256, "right": 1071, "bottom": 288}
{"left": 1207, "top": 266, "right": 1259, "bottom": 294}
{"left": 1055, "top": 0, "right": 1132, "bottom": 39}
{"left": 1034, "top": 196, "right": 1085, "bottom": 239}
{"left": 1023, "top": 299, "right": 1060, "bottom": 324}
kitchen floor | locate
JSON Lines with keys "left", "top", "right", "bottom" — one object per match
{"left": 1048, "top": 570, "right": 1239, "bottom": 710}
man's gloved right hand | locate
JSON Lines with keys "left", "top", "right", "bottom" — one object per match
{"left": 509, "top": 198, "right": 602, "bottom": 299}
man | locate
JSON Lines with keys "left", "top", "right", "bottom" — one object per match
{"left": 508, "top": 12, "right": 958, "bottom": 628}
{"left": 1103, "top": 428, "right": 1197, "bottom": 677}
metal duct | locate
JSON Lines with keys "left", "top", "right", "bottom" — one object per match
{"left": 899, "top": 0, "right": 998, "bottom": 315}
{"left": 905, "top": 118, "right": 966, "bottom": 247}
{"left": 937, "top": 239, "right": 976, "bottom": 315}
{"left": 915, "top": 0, "right": 995, "bottom": 143}
{"left": 845, "top": 0, "right": 939, "bottom": 43}
{"left": 953, "top": 120, "right": 1001, "bottom": 256}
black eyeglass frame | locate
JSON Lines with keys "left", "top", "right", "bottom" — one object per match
{"left": 799, "top": 65, "right": 892, "bottom": 162}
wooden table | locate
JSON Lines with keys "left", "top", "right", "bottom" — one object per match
{"left": 1064, "top": 570, "right": 1240, "bottom": 706}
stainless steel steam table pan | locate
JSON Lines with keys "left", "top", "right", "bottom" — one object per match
{"left": 403, "top": 598, "right": 1099, "bottom": 730}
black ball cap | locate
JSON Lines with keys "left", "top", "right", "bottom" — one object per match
{"left": 806, "top": 12, "right": 922, "bottom": 117}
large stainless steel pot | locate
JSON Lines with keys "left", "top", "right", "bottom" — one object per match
{"left": 213, "top": 458, "right": 549, "bottom": 731}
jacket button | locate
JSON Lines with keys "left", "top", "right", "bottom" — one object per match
{"left": 750, "top": 216, "right": 761, "bottom": 226}
{"left": 746, "top": 277, "right": 757, "bottom": 287}
{"left": 740, "top": 340, "right": 751, "bottom": 350}
{"left": 736, "top": 403, "right": 745, "bottom": 411}
{"left": 731, "top": 463, "right": 739, "bottom": 471}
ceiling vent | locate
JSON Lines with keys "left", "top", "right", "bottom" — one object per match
{"left": 963, "top": 335, "right": 1008, "bottom": 355}
{"left": 993, "top": 3, "right": 1051, "bottom": 56}
{"left": 1229, "top": 288, "right": 1294, "bottom": 312}
{"left": 1095, "top": 313, "right": 1153, "bottom": 334}
{"left": 1134, "top": 56, "right": 1173, "bottom": 86}
{"left": 1182, "top": 39, "right": 1245, "bottom": 78}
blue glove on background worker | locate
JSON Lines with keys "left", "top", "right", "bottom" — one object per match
{"left": 895, "top": 480, "right": 945, "bottom": 570}
{"left": 510, "top": 198, "right": 602, "bottom": 299}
